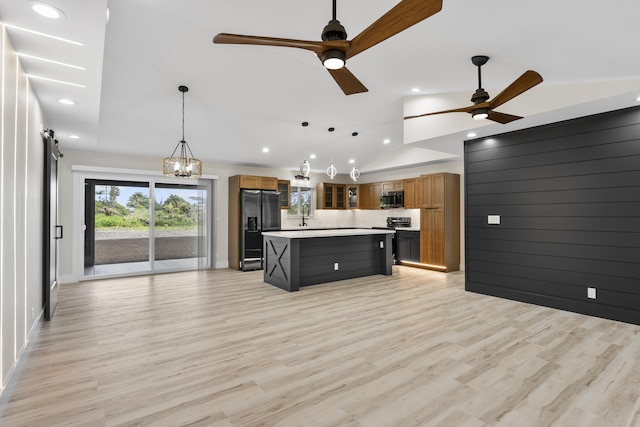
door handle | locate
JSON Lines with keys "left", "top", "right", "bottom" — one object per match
{"left": 55, "top": 225, "right": 63, "bottom": 239}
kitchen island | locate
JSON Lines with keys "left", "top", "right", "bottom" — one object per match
{"left": 262, "top": 228, "right": 395, "bottom": 292}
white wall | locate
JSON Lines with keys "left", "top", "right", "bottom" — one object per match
{"left": 0, "top": 26, "right": 46, "bottom": 399}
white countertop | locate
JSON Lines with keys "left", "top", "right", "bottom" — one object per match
{"left": 262, "top": 228, "right": 396, "bottom": 239}
{"left": 394, "top": 227, "right": 421, "bottom": 232}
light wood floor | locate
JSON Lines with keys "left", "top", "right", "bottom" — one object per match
{"left": 2, "top": 267, "right": 640, "bottom": 427}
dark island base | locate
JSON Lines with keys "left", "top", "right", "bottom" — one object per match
{"left": 263, "top": 233, "right": 393, "bottom": 292}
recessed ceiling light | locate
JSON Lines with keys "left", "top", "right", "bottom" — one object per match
{"left": 383, "top": 139, "right": 391, "bottom": 144}
{"left": 411, "top": 88, "right": 421, "bottom": 93}
{"left": 349, "top": 159, "right": 355, "bottom": 164}
{"left": 466, "top": 132, "right": 477, "bottom": 138}
{"left": 309, "top": 154, "right": 316, "bottom": 159}
{"left": 31, "top": 2, "right": 66, "bottom": 20}
{"left": 58, "top": 98, "right": 76, "bottom": 105}
{"left": 69, "top": 134, "right": 80, "bottom": 139}
{"left": 262, "top": 147, "right": 269, "bottom": 153}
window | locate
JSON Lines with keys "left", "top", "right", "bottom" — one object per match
{"left": 288, "top": 186, "right": 314, "bottom": 216}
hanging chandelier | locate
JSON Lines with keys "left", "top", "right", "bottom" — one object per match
{"left": 163, "top": 85, "right": 202, "bottom": 178}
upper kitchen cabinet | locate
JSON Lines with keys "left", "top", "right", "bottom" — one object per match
{"left": 418, "top": 173, "right": 447, "bottom": 208}
{"left": 359, "top": 183, "right": 371, "bottom": 209}
{"left": 317, "top": 182, "right": 346, "bottom": 209}
{"left": 381, "top": 180, "right": 403, "bottom": 191}
{"left": 239, "top": 175, "right": 278, "bottom": 190}
{"left": 369, "top": 182, "right": 382, "bottom": 209}
{"left": 403, "top": 178, "right": 418, "bottom": 209}
{"left": 278, "top": 180, "right": 290, "bottom": 209}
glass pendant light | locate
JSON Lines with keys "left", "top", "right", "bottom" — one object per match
{"left": 349, "top": 166, "right": 360, "bottom": 181}
{"left": 299, "top": 159, "right": 311, "bottom": 177}
{"left": 163, "top": 85, "right": 202, "bottom": 178}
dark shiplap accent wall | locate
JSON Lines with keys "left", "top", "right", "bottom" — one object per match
{"left": 464, "top": 106, "right": 640, "bottom": 325}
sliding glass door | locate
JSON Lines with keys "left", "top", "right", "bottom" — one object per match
{"left": 154, "top": 183, "right": 208, "bottom": 271}
{"left": 84, "top": 178, "right": 210, "bottom": 278}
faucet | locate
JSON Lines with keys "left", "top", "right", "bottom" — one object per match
{"left": 299, "top": 203, "right": 310, "bottom": 227}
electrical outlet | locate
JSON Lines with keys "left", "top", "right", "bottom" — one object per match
{"left": 334, "top": 262, "right": 339, "bottom": 271}
{"left": 587, "top": 287, "right": 597, "bottom": 299}
{"left": 379, "top": 241, "right": 384, "bottom": 248}
{"left": 31, "top": 307, "right": 35, "bottom": 320}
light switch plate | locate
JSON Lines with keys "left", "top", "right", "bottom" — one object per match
{"left": 488, "top": 215, "right": 501, "bottom": 225}
{"left": 379, "top": 241, "right": 384, "bottom": 248}
{"left": 588, "top": 287, "right": 596, "bottom": 299}
{"left": 334, "top": 262, "right": 339, "bottom": 271}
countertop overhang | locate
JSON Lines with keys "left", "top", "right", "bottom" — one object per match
{"left": 262, "top": 228, "right": 396, "bottom": 239}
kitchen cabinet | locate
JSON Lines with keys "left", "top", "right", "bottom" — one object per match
{"left": 403, "top": 178, "right": 418, "bottom": 208}
{"left": 317, "top": 182, "right": 346, "bottom": 209}
{"left": 381, "top": 180, "right": 403, "bottom": 191}
{"left": 359, "top": 183, "right": 371, "bottom": 209}
{"left": 396, "top": 230, "right": 420, "bottom": 263}
{"left": 418, "top": 173, "right": 445, "bottom": 208}
{"left": 370, "top": 182, "right": 382, "bottom": 209}
{"left": 239, "top": 175, "right": 278, "bottom": 191}
{"left": 419, "top": 173, "right": 460, "bottom": 272}
{"left": 278, "top": 180, "right": 290, "bottom": 209}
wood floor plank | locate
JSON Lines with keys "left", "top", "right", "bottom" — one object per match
{"left": 1, "top": 267, "right": 640, "bottom": 426}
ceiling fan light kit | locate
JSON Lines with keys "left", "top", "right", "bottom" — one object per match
{"left": 213, "top": 0, "right": 443, "bottom": 95}
{"left": 322, "top": 49, "right": 346, "bottom": 70}
{"left": 404, "top": 55, "right": 543, "bottom": 124}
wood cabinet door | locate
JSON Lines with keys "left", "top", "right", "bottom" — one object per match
{"left": 418, "top": 174, "right": 433, "bottom": 207}
{"left": 431, "top": 173, "right": 445, "bottom": 208}
{"left": 420, "top": 208, "right": 445, "bottom": 266}
{"left": 403, "top": 178, "right": 416, "bottom": 208}
{"left": 359, "top": 183, "right": 371, "bottom": 209}
{"left": 370, "top": 182, "right": 382, "bottom": 209}
{"left": 381, "top": 180, "right": 403, "bottom": 191}
{"left": 239, "top": 175, "right": 278, "bottom": 190}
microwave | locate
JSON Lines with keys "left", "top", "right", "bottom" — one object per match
{"left": 379, "top": 191, "right": 404, "bottom": 208}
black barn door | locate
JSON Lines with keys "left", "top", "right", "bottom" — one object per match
{"left": 43, "top": 131, "right": 62, "bottom": 321}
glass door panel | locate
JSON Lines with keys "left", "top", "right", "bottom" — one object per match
{"left": 84, "top": 179, "right": 150, "bottom": 276}
{"left": 153, "top": 183, "right": 207, "bottom": 271}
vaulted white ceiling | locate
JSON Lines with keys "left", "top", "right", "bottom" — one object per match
{"left": 2, "top": 0, "right": 639, "bottom": 175}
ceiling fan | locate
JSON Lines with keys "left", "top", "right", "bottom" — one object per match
{"left": 213, "top": 0, "right": 443, "bottom": 95}
{"left": 404, "top": 55, "right": 543, "bottom": 124}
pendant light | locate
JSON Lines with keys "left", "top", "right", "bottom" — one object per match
{"left": 349, "top": 165, "right": 360, "bottom": 181}
{"left": 326, "top": 163, "right": 337, "bottom": 179}
{"left": 299, "top": 159, "right": 311, "bottom": 177}
{"left": 163, "top": 85, "right": 202, "bottom": 178}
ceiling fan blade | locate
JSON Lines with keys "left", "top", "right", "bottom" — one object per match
{"left": 213, "top": 33, "right": 330, "bottom": 53}
{"left": 404, "top": 105, "right": 474, "bottom": 120}
{"left": 347, "top": 0, "right": 443, "bottom": 59}
{"left": 326, "top": 66, "right": 368, "bottom": 95}
{"left": 487, "top": 111, "right": 523, "bottom": 124}
{"left": 488, "top": 70, "right": 543, "bottom": 110}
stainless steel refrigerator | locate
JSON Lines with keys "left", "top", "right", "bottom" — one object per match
{"left": 240, "top": 189, "right": 281, "bottom": 271}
